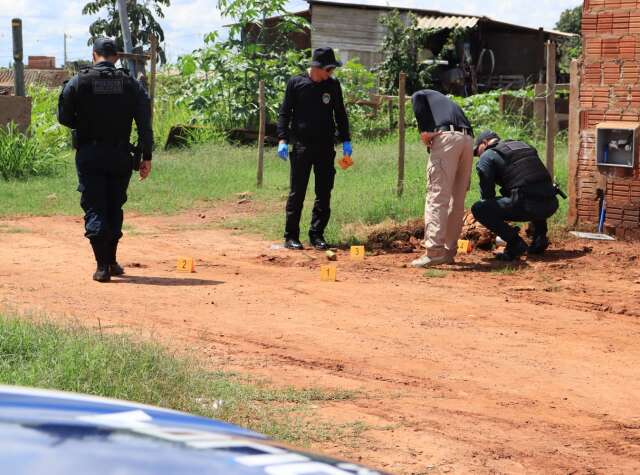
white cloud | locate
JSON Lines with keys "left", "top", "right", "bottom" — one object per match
{"left": 0, "top": 0, "right": 580, "bottom": 67}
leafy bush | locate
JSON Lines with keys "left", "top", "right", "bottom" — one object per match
{"left": 377, "top": 10, "right": 429, "bottom": 95}
{"left": 29, "top": 85, "right": 70, "bottom": 152}
{"left": 335, "top": 58, "right": 376, "bottom": 101}
{"left": 0, "top": 123, "right": 63, "bottom": 180}
{"left": 177, "top": 0, "right": 310, "bottom": 131}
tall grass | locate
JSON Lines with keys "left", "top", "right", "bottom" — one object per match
{"left": 0, "top": 123, "right": 63, "bottom": 180}
{"left": 0, "top": 314, "right": 360, "bottom": 445}
{"left": 0, "top": 83, "right": 570, "bottom": 243}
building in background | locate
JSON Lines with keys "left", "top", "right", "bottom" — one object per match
{"left": 248, "top": 0, "right": 575, "bottom": 93}
{"left": 570, "top": 0, "right": 640, "bottom": 239}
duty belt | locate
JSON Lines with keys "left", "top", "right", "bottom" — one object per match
{"left": 435, "top": 125, "right": 472, "bottom": 135}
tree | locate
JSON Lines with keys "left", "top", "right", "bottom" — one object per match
{"left": 555, "top": 5, "right": 582, "bottom": 73}
{"left": 177, "top": 0, "right": 310, "bottom": 130}
{"left": 377, "top": 10, "right": 428, "bottom": 95}
{"left": 82, "top": 0, "right": 169, "bottom": 64}
{"left": 556, "top": 5, "right": 582, "bottom": 35}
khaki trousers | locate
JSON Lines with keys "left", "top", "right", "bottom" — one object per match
{"left": 424, "top": 132, "right": 474, "bottom": 257}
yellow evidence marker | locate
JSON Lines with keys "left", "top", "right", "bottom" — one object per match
{"left": 320, "top": 265, "right": 337, "bottom": 282}
{"left": 350, "top": 245, "right": 365, "bottom": 260}
{"left": 457, "top": 240, "right": 473, "bottom": 254}
{"left": 176, "top": 257, "right": 196, "bottom": 273}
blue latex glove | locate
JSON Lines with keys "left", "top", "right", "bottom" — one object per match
{"left": 278, "top": 143, "right": 289, "bottom": 161}
{"left": 343, "top": 141, "right": 353, "bottom": 157}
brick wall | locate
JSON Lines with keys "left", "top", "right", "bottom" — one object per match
{"left": 578, "top": 0, "right": 640, "bottom": 238}
{"left": 27, "top": 56, "right": 56, "bottom": 69}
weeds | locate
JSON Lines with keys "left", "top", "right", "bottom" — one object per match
{"left": 423, "top": 269, "right": 447, "bottom": 278}
{"left": 0, "top": 314, "right": 363, "bottom": 445}
{"left": 0, "top": 123, "right": 63, "bottom": 180}
{"left": 491, "top": 265, "right": 520, "bottom": 275}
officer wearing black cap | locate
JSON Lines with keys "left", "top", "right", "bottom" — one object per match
{"left": 277, "top": 47, "right": 352, "bottom": 250}
{"left": 471, "top": 131, "right": 560, "bottom": 261}
{"left": 58, "top": 37, "right": 153, "bottom": 282}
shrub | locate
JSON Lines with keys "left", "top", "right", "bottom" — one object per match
{"left": 0, "top": 123, "right": 63, "bottom": 180}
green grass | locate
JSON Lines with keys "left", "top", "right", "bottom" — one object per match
{"left": 0, "top": 124, "right": 569, "bottom": 245}
{"left": 491, "top": 265, "right": 521, "bottom": 275}
{"left": 423, "top": 269, "right": 447, "bottom": 278}
{"left": 0, "top": 314, "right": 362, "bottom": 446}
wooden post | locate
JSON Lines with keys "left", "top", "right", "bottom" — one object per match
{"left": 533, "top": 83, "right": 546, "bottom": 133}
{"left": 256, "top": 80, "right": 266, "bottom": 188}
{"left": 388, "top": 98, "right": 394, "bottom": 131}
{"left": 397, "top": 72, "right": 406, "bottom": 197}
{"left": 545, "top": 40, "right": 556, "bottom": 175}
{"left": 149, "top": 35, "right": 158, "bottom": 121}
{"left": 11, "top": 19, "right": 25, "bottom": 97}
{"left": 567, "top": 59, "right": 580, "bottom": 227}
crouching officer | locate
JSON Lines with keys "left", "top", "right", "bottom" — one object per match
{"left": 277, "top": 47, "right": 352, "bottom": 250}
{"left": 58, "top": 37, "right": 153, "bottom": 282}
{"left": 471, "top": 131, "right": 560, "bottom": 261}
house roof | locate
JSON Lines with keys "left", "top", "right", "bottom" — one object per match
{"left": 306, "top": 0, "right": 577, "bottom": 38}
{"left": 0, "top": 69, "right": 69, "bottom": 89}
{"left": 417, "top": 15, "right": 480, "bottom": 30}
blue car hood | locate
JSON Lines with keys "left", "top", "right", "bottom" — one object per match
{"left": 0, "top": 386, "right": 387, "bottom": 475}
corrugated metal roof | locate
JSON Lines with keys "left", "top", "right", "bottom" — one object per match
{"left": 0, "top": 69, "right": 69, "bottom": 89}
{"left": 417, "top": 15, "right": 480, "bottom": 30}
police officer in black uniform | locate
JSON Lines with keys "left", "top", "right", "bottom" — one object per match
{"left": 471, "top": 131, "right": 560, "bottom": 261}
{"left": 58, "top": 38, "right": 153, "bottom": 282}
{"left": 277, "top": 47, "right": 352, "bottom": 250}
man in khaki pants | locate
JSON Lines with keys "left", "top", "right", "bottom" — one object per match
{"left": 410, "top": 90, "right": 474, "bottom": 268}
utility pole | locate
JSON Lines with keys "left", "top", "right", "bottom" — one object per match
{"left": 116, "top": 0, "right": 136, "bottom": 75}
{"left": 63, "top": 33, "right": 68, "bottom": 67}
{"left": 12, "top": 18, "right": 25, "bottom": 97}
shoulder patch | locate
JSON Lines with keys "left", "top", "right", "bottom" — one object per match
{"left": 92, "top": 78, "right": 124, "bottom": 95}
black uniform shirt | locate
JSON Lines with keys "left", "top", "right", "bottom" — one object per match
{"left": 277, "top": 73, "right": 351, "bottom": 145}
{"left": 58, "top": 61, "right": 154, "bottom": 160}
{"left": 412, "top": 89, "right": 472, "bottom": 134}
{"left": 477, "top": 144, "right": 556, "bottom": 200}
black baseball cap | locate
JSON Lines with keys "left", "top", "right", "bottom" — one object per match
{"left": 93, "top": 37, "right": 119, "bottom": 57}
{"left": 310, "top": 47, "right": 342, "bottom": 69}
{"left": 473, "top": 130, "right": 501, "bottom": 156}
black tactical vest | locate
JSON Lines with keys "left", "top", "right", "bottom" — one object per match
{"left": 75, "top": 65, "right": 137, "bottom": 145}
{"left": 492, "top": 140, "right": 552, "bottom": 194}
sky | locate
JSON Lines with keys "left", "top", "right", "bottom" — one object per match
{"left": 0, "top": 0, "right": 581, "bottom": 67}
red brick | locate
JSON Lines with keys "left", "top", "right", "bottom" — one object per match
{"left": 585, "top": 38, "right": 603, "bottom": 58}
{"left": 613, "top": 12, "right": 631, "bottom": 33}
{"left": 603, "top": 62, "right": 621, "bottom": 82}
{"left": 620, "top": 36, "right": 637, "bottom": 59}
{"left": 597, "top": 12, "right": 614, "bottom": 33}
{"left": 622, "top": 61, "right": 640, "bottom": 83}
{"left": 602, "top": 38, "right": 621, "bottom": 59}
{"left": 584, "top": 62, "right": 603, "bottom": 84}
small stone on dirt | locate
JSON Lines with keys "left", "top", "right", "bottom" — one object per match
{"left": 326, "top": 250, "right": 337, "bottom": 261}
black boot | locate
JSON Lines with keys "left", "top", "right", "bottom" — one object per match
{"left": 528, "top": 235, "right": 550, "bottom": 255}
{"left": 109, "top": 240, "right": 125, "bottom": 276}
{"left": 309, "top": 234, "right": 329, "bottom": 250}
{"left": 93, "top": 265, "right": 111, "bottom": 283}
{"left": 90, "top": 240, "right": 111, "bottom": 283}
{"left": 496, "top": 236, "right": 528, "bottom": 262}
{"left": 284, "top": 238, "right": 304, "bottom": 250}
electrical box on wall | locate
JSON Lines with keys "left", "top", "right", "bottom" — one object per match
{"left": 596, "top": 122, "right": 640, "bottom": 168}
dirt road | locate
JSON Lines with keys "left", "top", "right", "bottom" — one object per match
{"left": 1, "top": 205, "right": 639, "bottom": 474}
